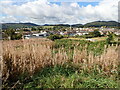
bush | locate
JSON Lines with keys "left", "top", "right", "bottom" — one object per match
{"left": 89, "top": 29, "right": 101, "bottom": 37}
{"left": 48, "top": 34, "right": 64, "bottom": 41}
{"left": 3, "top": 29, "right": 22, "bottom": 40}
{"left": 11, "top": 33, "right": 22, "bottom": 40}
{"left": 106, "top": 33, "right": 116, "bottom": 44}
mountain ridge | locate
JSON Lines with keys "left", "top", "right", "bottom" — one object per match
{"left": 1, "top": 21, "right": 120, "bottom": 29}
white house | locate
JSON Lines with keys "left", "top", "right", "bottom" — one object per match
{"left": 32, "top": 33, "right": 40, "bottom": 37}
{"left": 86, "top": 39, "right": 96, "bottom": 42}
{"left": 24, "top": 35, "right": 32, "bottom": 39}
{"left": 32, "top": 31, "right": 48, "bottom": 37}
{"left": 60, "top": 32, "right": 64, "bottom": 35}
{"left": 75, "top": 33, "right": 82, "bottom": 36}
{"left": 114, "top": 32, "right": 120, "bottom": 35}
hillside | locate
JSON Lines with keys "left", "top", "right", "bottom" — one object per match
{"left": 44, "top": 21, "right": 120, "bottom": 28}
{"left": 43, "top": 24, "right": 70, "bottom": 27}
{"left": 71, "top": 24, "right": 83, "bottom": 28}
{"left": 1, "top": 21, "right": 120, "bottom": 30}
{"left": 84, "top": 21, "right": 120, "bottom": 27}
{"left": 1, "top": 23, "right": 39, "bottom": 30}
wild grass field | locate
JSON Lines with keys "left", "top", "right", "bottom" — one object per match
{"left": 2, "top": 38, "right": 120, "bottom": 89}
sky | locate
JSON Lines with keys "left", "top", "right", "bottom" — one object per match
{"left": 0, "top": 0, "right": 119, "bottom": 25}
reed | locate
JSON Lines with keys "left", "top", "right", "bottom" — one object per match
{"left": 73, "top": 45, "right": 119, "bottom": 74}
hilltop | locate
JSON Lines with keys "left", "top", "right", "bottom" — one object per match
{"left": 1, "top": 21, "right": 120, "bottom": 30}
{"left": 1, "top": 23, "right": 39, "bottom": 30}
{"left": 84, "top": 21, "right": 119, "bottom": 27}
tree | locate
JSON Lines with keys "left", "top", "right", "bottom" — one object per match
{"left": 4, "top": 29, "right": 22, "bottom": 40}
{"left": 31, "top": 27, "right": 37, "bottom": 31}
{"left": 106, "top": 32, "right": 115, "bottom": 43}
{"left": 89, "top": 29, "right": 101, "bottom": 37}
{"left": 48, "top": 35, "right": 64, "bottom": 41}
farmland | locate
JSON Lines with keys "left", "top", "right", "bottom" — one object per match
{"left": 2, "top": 38, "right": 120, "bottom": 89}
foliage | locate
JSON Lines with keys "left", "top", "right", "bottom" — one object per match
{"left": 89, "top": 29, "right": 101, "bottom": 37}
{"left": 10, "top": 65, "right": 118, "bottom": 89}
{"left": 54, "top": 39, "right": 107, "bottom": 56}
{"left": 31, "top": 27, "right": 37, "bottom": 31}
{"left": 106, "top": 32, "right": 117, "bottom": 44}
{"left": 106, "top": 33, "right": 113, "bottom": 43}
{"left": 2, "top": 21, "right": 119, "bottom": 30}
{"left": 48, "top": 34, "right": 64, "bottom": 41}
{"left": 3, "top": 29, "right": 22, "bottom": 40}
{"left": 2, "top": 23, "right": 38, "bottom": 30}
{"left": 84, "top": 21, "right": 119, "bottom": 28}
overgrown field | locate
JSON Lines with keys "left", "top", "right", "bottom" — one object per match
{"left": 2, "top": 38, "right": 120, "bottom": 89}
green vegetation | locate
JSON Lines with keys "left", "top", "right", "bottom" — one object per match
{"left": 2, "top": 21, "right": 119, "bottom": 30}
{"left": 2, "top": 38, "right": 119, "bottom": 89}
{"left": 54, "top": 39, "right": 107, "bottom": 56}
{"left": 48, "top": 34, "right": 64, "bottom": 41}
{"left": 3, "top": 29, "right": 22, "bottom": 40}
{"left": 23, "top": 65, "right": 118, "bottom": 88}
{"left": 2, "top": 25, "right": 120, "bottom": 89}
{"left": 89, "top": 29, "right": 101, "bottom": 37}
{"left": 2, "top": 23, "right": 38, "bottom": 30}
{"left": 84, "top": 21, "right": 119, "bottom": 28}
{"left": 106, "top": 32, "right": 120, "bottom": 44}
{"left": 5, "top": 65, "right": 118, "bottom": 89}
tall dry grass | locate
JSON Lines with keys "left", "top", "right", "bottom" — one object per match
{"left": 2, "top": 38, "right": 69, "bottom": 83}
{"left": 2, "top": 38, "right": 119, "bottom": 83}
{"left": 73, "top": 45, "right": 119, "bottom": 74}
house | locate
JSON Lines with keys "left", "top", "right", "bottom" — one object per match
{"left": 86, "top": 39, "right": 96, "bottom": 42}
{"left": 75, "top": 31, "right": 89, "bottom": 36}
{"left": 24, "top": 31, "right": 49, "bottom": 39}
{"left": 24, "top": 35, "right": 32, "bottom": 39}
{"left": 64, "top": 31, "right": 76, "bottom": 36}
{"left": 75, "top": 33, "right": 82, "bottom": 36}
{"left": 60, "top": 32, "right": 64, "bottom": 35}
{"left": 114, "top": 31, "right": 120, "bottom": 35}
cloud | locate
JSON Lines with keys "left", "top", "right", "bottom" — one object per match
{"left": 0, "top": 0, "right": 119, "bottom": 24}
{"left": 0, "top": 16, "right": 18, "bottom": 23}
{"left": 48, "top": 0, "right": 103, "bottom": 2}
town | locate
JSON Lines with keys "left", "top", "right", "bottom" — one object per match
{"left": 1, "top": 24, "right": 120, "bottom": 43}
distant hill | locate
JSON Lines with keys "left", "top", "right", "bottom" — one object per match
{"left": 44, "top": 21, "right": 120, "bottom": 28}
{"left": 1, "top": 21, "right": 120, "bottom": 30}
{"left": 1, "top": 23, "right": 39, "bottom": 30}
{"left": 84, "top": 21, "right": 120, "bottom": 28}
{"left": 43, "top": 24, "right": 70, "bottom": 27}
{"left": 71, "top": 24, "right": 83, "bottom": 28}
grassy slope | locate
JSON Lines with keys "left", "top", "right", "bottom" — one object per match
{"left": 23, "top": 65, "right": 118, "bottom": 88}
{"left": 18, "top": 40, "right": 119, "bottom": 88}
{"left": 3, "top": 39, "right": 119, "bottom": 89}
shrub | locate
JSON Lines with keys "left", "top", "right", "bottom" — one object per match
{"left": 3, "top": 29, "right": 22, "bottom": 40}
{"left": 48, "top": 34, "right": 64, "bottom": 41}
{"left": 89, "top": 29, "right": 101, "bottom": 37}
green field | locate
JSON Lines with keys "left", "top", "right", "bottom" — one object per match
{"left": 42, "top": 26, "right": 54, "bottom": 29}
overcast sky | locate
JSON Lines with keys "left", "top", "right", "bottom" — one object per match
{"left": 0, "top": 0, "right": 119, "bottom": 25}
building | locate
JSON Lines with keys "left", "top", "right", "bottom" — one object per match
{"left": 24, "top": 31, "right": 49, "bottom": 39}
